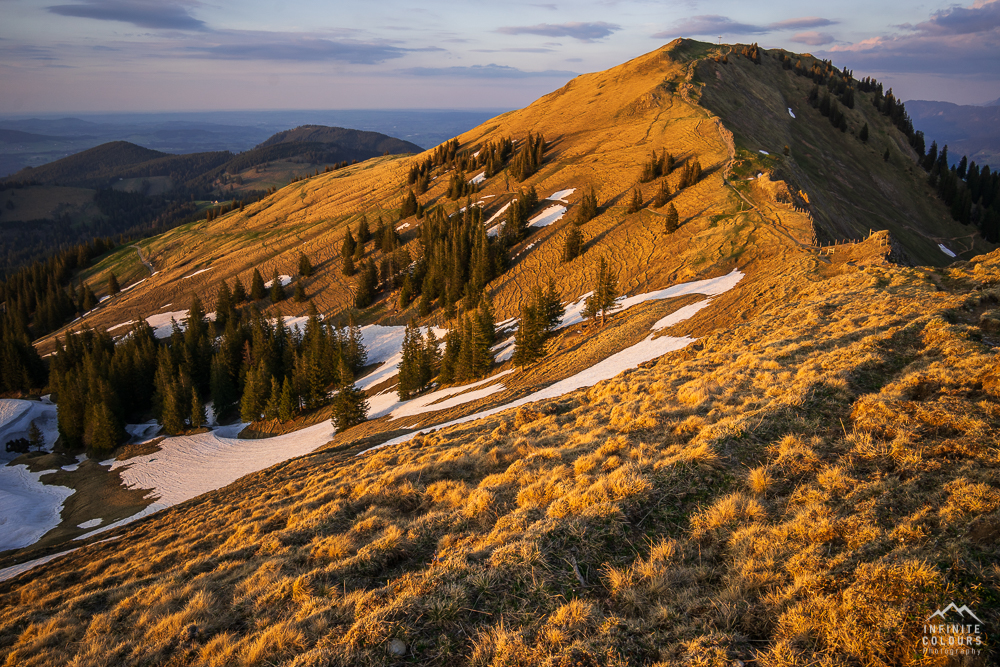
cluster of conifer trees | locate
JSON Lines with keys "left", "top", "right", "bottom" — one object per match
{"left": 511, "top": 277, "right": 564, "bottom": 368}
{"left": 47, "top": 283, "right": 371, "bottom": 453}
{"left": 509, "top": 133, "right": 547, "bottom": 182}
{"left": 924, "top": 143, "right": 1000, "bottom": 240}
{"left": 0, "top": 237, "right": 120, "bottom": 394}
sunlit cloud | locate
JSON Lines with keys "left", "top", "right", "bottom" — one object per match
{"left": 497, "top": 22, "right": 620, "bottom": 42}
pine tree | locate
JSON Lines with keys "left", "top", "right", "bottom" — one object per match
{"left": 562, "top": 226, "right": 584, "bottom": 262}
{"left": 575, "top": 187, "right": 598, "bottom": 225}
{"left": 214, "top": 281, "right": 233, "bottom": 331}
{"left": 512, "top": 299, "right": 544, "bottom": 368}
{"left": 240, "top": 366, "right": 263, "bottom": 423}
{"left": 653, "top": 180, "right": 671, "bottom": 208}
{"left": 583, "top": 257, "right": 618, "bottom": 326}
{"left": 859, "top": 123, "right": 869, "bottom": 142}
{"left": 278, "top": 377, "right": 295, "bottom": 421}
{"left": 163, "top": 381, "right": 186, "bottom": 435}
{"left": 341, "top": 229, "right": 357, "bottom": 258}
{"left": 626, "top": 188, "right": 642, "bottom": 214}
{"left": 542, "top": 277, "right": 565, "bottom": 332}
{"left": 397, "top": 319, "right": 424, "bottom": 400}
{"left": 298, "top": 253, "right": 313, "bottom": 277}
{"left": 400, "top": 190, "right": 418, "bottom": 218}
{"left": 332, "top": 360, "right": 368, "bottom": 432}
{"left": 210, "top": 355, "right": 237, "bottom": 420}
{"left": 28, "top": 421, "right": 43, "bottom": 451}
{"left": 354, "top": 260, "right": 378, "bottom": 309}
{"left": 357, "top": 215, "right": 372, "bottom": 243}
{"left": 107, "top": 272, "right": 120, "bottom": 296}
{"left": 293, "top": 278, "right": 307, "bottom": 303}
{"left": 268, "top": 269, "right": 283, "bottom": 303}
{"left": 264, "top": 376, "right": 281, "bottom": 420}
{"left": 665, "top": 204, "right": 679, "bottom": 233}
{"left": 190, "top": 388, "right": 206, "bottom": 430}
{"left": 250, "top": 269, "right": 266, "bottom": 301}
{"left": 342, "top": 253, "right": 356, "bottom": 277}
{"left": 232, "top": 277, "right": 247, "bottom": 304}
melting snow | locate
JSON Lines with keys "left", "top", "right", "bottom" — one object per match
{"left": 528, "top": 205, "right": 567, "bottom": 229}
{"left": 361, "top": 270, "right": 745, "bottom": 455}
{"left": 396, "top": 222, "right": 411, "bottom": 232}
{"left": 78, "top": 518, "right": 102, "bottom": 529}
{"left": 0, "top": 548, "right": 82, "bottom": 583}
{"left": 759, "top": 150, "right": 769, "bottom": 155}
{"left": 470, "top": 172, "right": 486, "bottom": 185}
{"left": 182, "top": 267, "right": 212, "bottom": 279}
{"left": 486, "top": 201, "right": 514, "bottom": 226}
{"left": 61, "top": 454, "right": 86, "bottom": 472}
{"left": 788, "top": 108, "right": 796, "bottom": 118}
{"left": 546, "top": 189, "right": 576, "bottom": 202}
{"left": 0, "top": 465, "right": 74, "bottom": 552}
{"left": 264, "top": 275, "right": 292, "bottom": 289}
{"left": 938, "top": 244, "right": 957, "bottom": 258}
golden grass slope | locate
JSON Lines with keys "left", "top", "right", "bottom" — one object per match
{"left": 3, "top": 248, "right": 998, "bottom": 667}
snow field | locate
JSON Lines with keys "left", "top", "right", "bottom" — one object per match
{"left": 545, "top": 188, "right": 576, "bottom": 202}
{"left": 182, "top": 267, "right": 213, "bottom": 280}
{"left": 264, "top": 275, "right": 292, "bottom": 289}
{"left": 938, "top": 244, "right": 957, "bottom": 258}
{"left": 788, "top": 108, "right": 796, "bottom": 118}
{"left": 0, "top": 464, "right": 75, "bottom": 552}
{"left": 528, "top": 205, "right": 567, "bottom": 229}
{"left": 470, "top": 172, "right": 486, "bottom": 184}
{"left": 361, "top": 270, "right": 746, "bottom": 455}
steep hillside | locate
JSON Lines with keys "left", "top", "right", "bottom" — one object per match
{"left": 1, "top": 39, "right": 998, "bottom": 666}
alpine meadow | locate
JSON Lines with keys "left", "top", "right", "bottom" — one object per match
{"left": 0, "top": 36, "right": 998, "bottom": 667}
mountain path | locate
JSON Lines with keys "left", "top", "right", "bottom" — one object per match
{"left": 130, "top": 244, "right": 154, "bottom": 275}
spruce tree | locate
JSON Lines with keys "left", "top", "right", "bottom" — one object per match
{"left": 357, "top": 215, "right": 371, "bottom": 243}
{"left": 341, "top": 229, "right": 357, "bottom": 258}
{"left": 269, "top": 269, "right": 285, "bottom": 303}
{"left": 240, "top": 366, "right": 263, "bottom": 422}
{"left": 512, "top": 299, "right": 544, "bottom": 368}
{"left": 278, "top": 377, "right": 295, "bottom": 421}
{"left": 214, "top": 281, "right": 233, "bottom": 331}
{"left": 190, "top": 388, "right": 206, "bottom": 430}
{"left": 543, "top": 277, "right": 565, "bottom": 332}
{"left": 28, "top": 421, "right": 44, "bottom": 451}
{"left": 653, "top": 180, "right": 671, "bottom": 208}
{"left": 298, "top": 253, "right": 313, "bottom": 277}
{"left": 294, "top": 279, "right": 307, "bottom": 302}
{"left": 342, "top": 253, "right": 356, "bottom": 277}
{"left": 107, "top": 272, "right": 121, "bottom": 296}
{"left": 162, "top": 381, "right": 186, "bottom": 435}
{"left": 398, "top": 319, "right": 424, "bottom": 400}
{"left": 860, "top": 123, "right": 869, "bottom": 142}
{"left": 562, "top": 226, "right": 584, "bottom": 263}
{"left": 250, "top": 269, "right": 266, "bottom": 301}
{"left": 332, "top": 359, "right": 368, "bottom": 432}
{"left": 665, "top": 204, "right": 679, "bottom": 233}
{"left": 264, "top": 376, "right": 281, "bottom": 420}
{"left": 575, "top": 187, "right": 599, "bottom": 225}
{"left": 210, "top": 355, "right": 237, "bottom": 420}
{"left": 232, "top": 277, "right": 248, "bottom": 304}
{"left": 583, "top": 257, "right": 618, "bottom": 326}
{"left": 626, "top": 188, "right": 642, "bottom": 214}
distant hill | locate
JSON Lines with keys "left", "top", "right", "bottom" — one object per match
{"left": 905, "top": 99, "right": 1000, "bottom": 169}
{"left": 0, "top": 129, "right": 68, "bottom": 145}
{"left": 259, "top": 124, "right": 422, "bottom": 155}
{"left": 7, "top": 141, "right": 170, "bottom": 187}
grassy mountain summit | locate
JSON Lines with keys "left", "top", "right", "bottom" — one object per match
{"left": 0, "top": 39, "right": 998, "bottom": 666}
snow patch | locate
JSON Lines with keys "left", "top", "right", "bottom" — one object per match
{"left": 61, "top": 454, "right": 86, "bottom": 472}
{"left": 788, "top": 108, "right": 796, "bottom": 118}
{"left": 470, "top": 172, "right": 486, "bottom": 185}
{"left": 0, "top": 464, "right": 74, "bottom": 551}
{"left": 182, "top": 267, "right": 212, "bottom": 279}
{"left": 78, "top": 518, "right": 102, "bottom": 529}
{"left": 0, "top": 548, "right": 81, "bottom": 583}
{"left": 528, "top": 205, "right": 566, "bottom": 229}
{"left": 938, "top": 244, "right": 957, "bottom": 258}
{"left": 759, "top": 150, "right": 769, "bottom": 155}
{"left": 486, "top": 201, "right": 513, "bottom": 226}
{"left": 264, "top": 275, "right": 292, "bottom": 289}
{"left": 361, "top": 270, "right": 746, "bottom": 455}
{"left": 356, "top": 324, "right": 447, "bottom": 391}
{"left": 546, "top": 188, "right": 576, "bottom": 202}
{"left": 121, "top": 278, "right": 146, "bottom": 293}
{"left": 396, "top": 222, "right": 411, "bottom": 232}
{"left": 0, "top": 399, "right": 59, "bottom": 463}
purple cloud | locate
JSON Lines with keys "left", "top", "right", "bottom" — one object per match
{"left": 398, "top": 64, "right": 577, "bottom": 79}
{"left": 772, "top": 17, "right": 838, "bottom": 30}
{"left": 48, "top": 0, "right": 206, "bottom": 31}
{"left": 791, "top": 31, "right": 836, "bottom": 46}
{"left": 913, "top": 0, "right": 1000, "bottom": 35}
{"left": 656, "top": 15, "right": 767, "bottom": 38}
{"left": 497, "top": 22, "right": 620, "bottom": 42}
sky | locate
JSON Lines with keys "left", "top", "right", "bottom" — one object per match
{"left": 1, "top": 0, "right": 999, "bottom": 114}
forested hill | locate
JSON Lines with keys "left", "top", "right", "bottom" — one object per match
{"left": 258, "top": 124, "right": 422, "bottom": 155}
{"left": 6, "top": 141, "right": 170, "bottom": 187}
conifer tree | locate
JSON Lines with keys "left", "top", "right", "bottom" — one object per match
{"left": 562, "top": 226, "right": 584, "bottom": 263}
{"left": 341, "top": 229, "right": 357, "bottom": 258}
{"left": 332, "top": 359, "right": 368, "bottom": 432}
{"left": 583, "top": 257, "right": 618, "bottom": 326}
{"left": 293, "top": 278, "right": 307, "bottom": 303}
{"left": 269, "top": 269, "right": 285, "bottom": 303}
{"left": 357, "top": 215, "right": 371, "bottom": 243}
{"left": 575, "top": 187, "right": 599, "bottom": 225}
{"left": 626, "top": 188, "right": 642, "bottom": 214}
{"left": 512, "top": 299, "right": 544, "bottom": 368}
{"left": 240, "top": 366, "right": 263, "bottom": 423}
{"left": 542, "top": 277, "right": 565, "bottom": 332}
{"left": 665, "top": 203, "right": 679, "bottom": 233}
{"left": 28, "top": 421, "right": 43, "bottom": 451}
{"left": 210, "top": 355, "right": 237, "bottom": 420}
{"left": 250, "top": 269, "right": 266, "bottom": 301}
{"left": 190, "top": 388, "right": 206, "bottom": 430}
{"left": 342, "top": 253, "right": 356, "bottom": 277}
{"left": 354, "top": 260, "right": 378, "bottom": 309}
{"left": 232, "top": 277, "right": 247, "bottom": 304}
{"left": 860, "top": 123, "right": 869, "bottom": 142}
{"left": 884, "top": 147, "right": 890, "bottom": 162}
{"left": 163, "top": 381, "right": 186, "bottom": 435}
{"left": 353, "top": 237, "right": 365, "bottom": 263}
{"left": 107, "top": 272, "right": 120, "bottom": 296}
{"left": 343, "top": 315, "right": 368, "bottom": 372}
{"left": 653, "top": 180, "right": 671, "bottom": 208}
{"left": 264, "top": 376, "right": 281, "bottom": 420}
{"left": 298, "top": 253, "right": 313, "bottom": 277}
{"left": 278, "top": 377, "right": 295, "bottom": 421}
{"left": 398, "top": 319, "right": 425, "bottom": 400}
{"left": 214, "top": 281, "right": 233, "bottom": 331}
{"left": 400, "top": 190, "right": 418, "bottom": 218}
